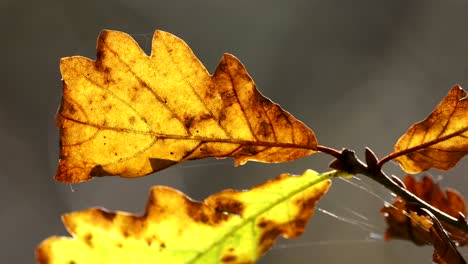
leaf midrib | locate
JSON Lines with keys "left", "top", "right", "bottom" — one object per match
{"left": 60, "top": 114, "right": 316, "bottom": 150}
{"left": 397, "top": 126, "right": 468, "bottom": 160}
{"left": 186, "top": 170, "right": 338, "bottom": 264}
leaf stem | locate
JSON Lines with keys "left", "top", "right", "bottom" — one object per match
{"left": 327, "top": 148, "right": 468, "bottom": 234}
{"left": 317, "top": 145, "right": 342, "bottom": 159}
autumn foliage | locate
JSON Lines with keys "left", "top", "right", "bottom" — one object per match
{"left": 56, "top": 30, "right": 316, "bottom": 183}
{"left": 382, "top": 176, "right": 467, "bottom": 263}
{"left": 37, "top": 170, "right": 335, "bottom": 264}
{"left": 390, "top": 85, "right": 468, "bottom": 174}
{"left": 38, "top": 29, "right": 468, "bottom": 263}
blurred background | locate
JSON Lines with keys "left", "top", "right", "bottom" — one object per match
{"left": 1, "top": 0, "right": 468, "bottom": 263}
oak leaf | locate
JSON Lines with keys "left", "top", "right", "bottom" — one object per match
{"left": 392, "top": 85, "right": 468, "bottom": 174}
{"left": 381, "top": 175, "right": 468, "bottom": 262}
{"left": 36, "top": 170, "right": 335, "bottom": 264}
{"left": 383, "top": 206, "right": 466, "bottom": 264}
{"left": 381, "top": 175, "right": 467, "bottom": 244}
{"left": 428, "top": 208, "right": 467, "bottom": 264}
{"left": 56, "top": 30, "right": 317, "bottom": 183}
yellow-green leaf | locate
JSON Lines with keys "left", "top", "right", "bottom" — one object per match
{"left": 56, "top": 30, "right": 317, "bottom": 183}
{"left": 36, "top": 170, "right": 338, "bottom": 264}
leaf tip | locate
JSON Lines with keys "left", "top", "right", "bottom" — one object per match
{"left": 35, "top": 241, "right": 51, "bottom": 264}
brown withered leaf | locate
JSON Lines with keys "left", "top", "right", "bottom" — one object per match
{"left": 381, "top": 175, "right": 468, "bottom": 249}
{"left": 36, "top": 170, "right": 332, "bottom": 264}
{"left": 404, "top": 175, "right": 467, "bottom": 218}
{"left": 392, "top": 85, "right": 468, "bottom": 174}
{"left": 383, "top": 206, "right": 467, "bottom": 264}
{"left": 382, "top": 197, "right": 432, "bottom": 245}
{"left": 56, "top": 30, "right": 317, "bottom": 182}
{"left": 427, "top": 208, "right": 467, "bottom": 264}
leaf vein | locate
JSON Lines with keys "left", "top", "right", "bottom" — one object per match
{"left": 103, "top": 42, "right": 191, "bottom": 136}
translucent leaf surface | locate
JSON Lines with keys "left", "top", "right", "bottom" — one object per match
{"left": 37, "top": 170, "right": 337, "bottom": 264}
{"left": 56, "top": 30, "right": 317, "bottom": 183}
{"left": 392, "top": 85, "right": 468, "bottom": 173}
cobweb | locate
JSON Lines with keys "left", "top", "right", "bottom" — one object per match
{"left": 274, "top": 175, "right": 389, "bottom": 247}
{"left": 270, "top": 172, "right": 468, "bottom": 261}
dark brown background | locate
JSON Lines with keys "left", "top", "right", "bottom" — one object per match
{"left": 1, "top": 0, "right": 468, "bottom": 263}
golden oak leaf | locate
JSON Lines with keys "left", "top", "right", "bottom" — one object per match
{"left": 56, "top": 30, "right": 317, "bottom": 183}
{"left": 381, "top": 175, "right": 468, "bottom": 246}
{"left": 36, "top": 170, "right": 335, "bottom": 264}
{"left": 392, "top": 85, "right": 468, "bottom": 174}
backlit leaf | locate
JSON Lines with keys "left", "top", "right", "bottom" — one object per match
{"left": 381, "top": 175, "right": 468, "bottom": 246}
{"left": 36, "top": 170, "right": 336, "bottom": 264}
{"left": 392, "top": 85, "right": 468, "bottom": 174}
{"left": 56, "top": 30, "right": 317, "bottom": 183}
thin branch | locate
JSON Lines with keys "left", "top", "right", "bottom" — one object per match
{"left": 317, "top": 145, "right": 342, "bottom": 159}
{"left": 331, "top": 148, "right": 468, "bottom": 235}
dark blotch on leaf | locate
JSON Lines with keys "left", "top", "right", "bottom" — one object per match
{"left": 221, "top": 254, "right": 237, "bottom": 262}
{"left": 258, "top": 226, "right": 282, "bottom": 255}
{"left": 213, "top": 197, "right": 245, "bottom": 215}
{"left": 84, "top": 233, "right": 93, "bottom": 248}
{"left": 184, "top": 116, "right": 195, "bottom": 129}
{"left": 257, "top": 219, "right": 270, "bottom": 229}
{"left": 98, "top": 210, "right": 117, "bottom": 222}
{"left": 185, "top": 200, "right": 212, "bottom": 224}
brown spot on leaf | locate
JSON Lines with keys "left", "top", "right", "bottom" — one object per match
{"left": 128, "top": 116, "right": 136, "bottom": 125}
{"left": 258, "top": 224, "right": 282, "bottom": 255}
{"left": 83, "top": 233, "right": 93, "bottom": 247}
{"left": 290, "top": 195, "right": 322, "bottom": 236}
{"left": 185, "top": 199, "right": 228, "bottom": 225}
{"left": 61, "top": 99, "right": 77, "bottom": 116}
{"left": 145, "top": 238, "right": 152, "bottom": 246}
{"left": 212, "top": 196, "right": 245, "bottom": 215}
{"left": 258, "top": 120, "right": 273, "bottom": 139}
{"left": 200, "top": 113, "right": 212, "bottom": 120}
{"left": 125, "top": 216, "right": 146, "bottom": 236}
{"left": 98, "top": 210, "right": 116, "bottom": 222}
{"left": 221, "top": 254, "right": 237, "bottom": 262}
{"left": 184, "top": 116, "right": 195, "bottom": 129}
